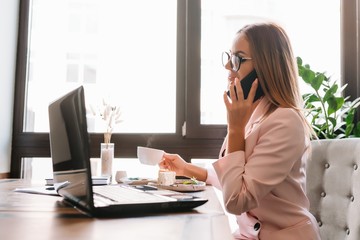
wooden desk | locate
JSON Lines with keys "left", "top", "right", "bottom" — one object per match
{"left": 0, "top": 179, "right": 233, "bottom": 240}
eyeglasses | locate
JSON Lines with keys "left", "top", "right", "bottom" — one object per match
{"left": 222, "top": 51, "right": 252, "bottom": 72}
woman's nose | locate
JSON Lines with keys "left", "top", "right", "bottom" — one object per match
{"left": 224, "top": 60, "right": 232, "bottom": 71}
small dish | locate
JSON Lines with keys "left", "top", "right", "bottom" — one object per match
{"left": 118, "top": 177, "right": 157, "bottom": 185}
{"left": 149, "top": 179, "right": 206, "bottom": 192}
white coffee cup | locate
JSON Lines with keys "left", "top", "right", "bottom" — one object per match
{"left": 137, "top": 146, "right": 164, "bottom": 165}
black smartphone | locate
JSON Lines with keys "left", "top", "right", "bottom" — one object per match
{"left": 227, "top": 69, "right": 264, "bottom": 102}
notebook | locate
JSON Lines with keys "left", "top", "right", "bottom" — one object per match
{"left": 48, "top": 86, "right": 207, "bottom": 217}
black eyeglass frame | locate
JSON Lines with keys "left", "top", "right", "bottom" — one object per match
{"left": 222, "top": 51, "right": 252, "bottom": 72}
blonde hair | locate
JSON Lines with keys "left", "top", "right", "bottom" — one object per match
{"left": 238, "top": 22, "right": 315, "bottom": 138}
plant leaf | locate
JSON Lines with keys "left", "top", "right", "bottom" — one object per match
{"left": 327, "top": 96, "right": 344, "bottom": 115}
{"left": 328, "top": 117, "right": 337, "bottom": 128}
{"left": 301, "top": 68, "right": 315, "bottom": 85}
{"left": 311, "top": 73, "right": 325, "bottom": 91}
{"left": 354, "top": 122, "right": 360, "bottom": 137}
{"left": 296, "top": 56, "right": 303, "bottom": 66}
{"left": 345, "top": 108, "right": 355, "bottom": 124}
{"left": 345, "top": 123, "right": 354, "bottom": 137}
{"left": 323, "top": 84, "right": 338, "bottom": 102}
{"left": 308, "top": 94, "right": 320, "bottom": 102}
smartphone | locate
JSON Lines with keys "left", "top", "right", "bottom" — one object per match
{"left": 227, "top": 69, "right": 264, "bottom": 102}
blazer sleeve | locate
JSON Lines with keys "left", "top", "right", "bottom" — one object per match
{"left": 212, "top": 108, "right": 306, "bottom": 215}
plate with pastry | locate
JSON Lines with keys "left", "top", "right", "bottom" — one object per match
{"left": 150, "top": 171, "right": 206, "bottom": 192}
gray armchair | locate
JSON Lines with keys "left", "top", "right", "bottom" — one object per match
{"left": 307, "top": 139, "right": 360, "bottom": 240}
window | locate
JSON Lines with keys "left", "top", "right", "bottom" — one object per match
{"left": 26, "top": 0, "right": 177, "bottom": 134}
{"left": 200, "top": 0, "right": 340, "bottom": 125}
{"left": 11, "top": 0, "right": 360, "bottom": 178}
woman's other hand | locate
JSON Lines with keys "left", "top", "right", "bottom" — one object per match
{"left": 159, "top": 153, "right": 187, "bottom": 176}
{"left": 159, "top": 152, "right": 208, "bottom": 181}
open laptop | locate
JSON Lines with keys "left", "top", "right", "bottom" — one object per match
{"left": 48, "top": 86, "right": 207, "bottom": 217}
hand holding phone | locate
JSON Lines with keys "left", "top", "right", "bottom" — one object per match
{"left": 227, "top": 69, "right": 264, "bottom": 102}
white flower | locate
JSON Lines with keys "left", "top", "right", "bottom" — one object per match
{"left": 90, "top": 98, "right": 122, "bottom": 143}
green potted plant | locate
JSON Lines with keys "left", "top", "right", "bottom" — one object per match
{"left": 297, "top": 57, "right": 360, "bottom": 139}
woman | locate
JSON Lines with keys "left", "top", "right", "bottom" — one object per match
{"left": 159, "top": 22, "right": 321, "bottom": 239}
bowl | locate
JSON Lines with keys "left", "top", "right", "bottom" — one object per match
{"left": 137, "top": 146, "right": 164, "bottom": 165}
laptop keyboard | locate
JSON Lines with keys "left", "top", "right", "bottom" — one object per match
{"left": 93, "top": 185, "right": 176, "bottom": 205}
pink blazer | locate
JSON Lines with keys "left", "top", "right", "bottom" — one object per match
{"left": 206, "top": 97, "right": 321, "bottom": 240}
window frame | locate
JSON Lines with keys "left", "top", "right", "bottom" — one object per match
{"left": 185, "top": 0, "right": 227, "bottom": 139}
{"left": 341, "top": 0, "right": 360, "bottom": 109}
{"left": 10, "top": 0, "right": 360, "bottom": 178}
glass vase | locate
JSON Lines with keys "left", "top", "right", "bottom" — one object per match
{"left": 100, "top": 143, "right": 114, "bottom": 177}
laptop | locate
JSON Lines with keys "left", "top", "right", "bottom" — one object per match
{"left": 48, "top": 86, "right": 207, "bottom": 217}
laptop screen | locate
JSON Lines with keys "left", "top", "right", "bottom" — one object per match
{"left": 48, "top": 86, "right": 94, "bottom": 211}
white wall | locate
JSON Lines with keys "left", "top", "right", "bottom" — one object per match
{"left": 0, "top": 0, "right": 19, "bottom": 173}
